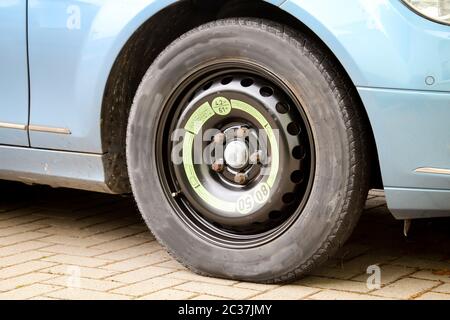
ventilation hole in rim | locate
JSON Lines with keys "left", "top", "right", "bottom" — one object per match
{"left": 259, "top": 86, "right": 274, "bottom": 97}
{"left": 269, "top": 211, "right": 282, "bottom": 220}
{"left": 276, "top": 102, "right": 290, "bottom": 114}
{"left": 203, "top": 81, "right": 213, "bottom": 90}
{"left": 240, "top": 78, "right": 254, "bottom": 87}
{"left": 221, "top": 77, "right": 233, "bottom": 85}
{"left": 282, "top": 193, "right": 296, "bottom": 204}
{"left": 291, "top": 170, "right": 304, "bottom": 184}
{"left": 287, "top": 122, "right": 301, "bottom": 135}
{"left": 292, "top": 145, "right": 305, "bottom": 160}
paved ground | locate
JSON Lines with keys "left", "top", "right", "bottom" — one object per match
{"left": 0, "top": 181, "right": 450, "bottom": 300}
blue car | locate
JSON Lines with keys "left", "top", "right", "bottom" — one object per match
{"left": 1, "top": 0, "right": 449, "bottom": 282}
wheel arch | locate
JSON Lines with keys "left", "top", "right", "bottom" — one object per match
{"left": 101, "top": 0, "right": 382, "bottom": 193}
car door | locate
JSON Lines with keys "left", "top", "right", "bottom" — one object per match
{"left": 0, "top": 0, "right": 29, "bottom": 146}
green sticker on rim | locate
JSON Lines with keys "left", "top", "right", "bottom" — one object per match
{"left": 231, "top": 99, "right": 279, "bottom": 188}
{"left": 184, "top": 102, "right": 215, "bottom": 134}
{"left": 212, "top": 97, "right": 232, "bottom": 115}
{"left": 182, "top": 131, "right": 236, "bottom": 212}
{"left": 181, "top": 98, "right": 279, "bottom": 214}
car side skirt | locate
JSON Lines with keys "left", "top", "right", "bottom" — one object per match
{"left": 0, "top": 146, "right": 113, "bottom": 193}
{"left": 385, "top": 187, "right": 450, "bottom": 219}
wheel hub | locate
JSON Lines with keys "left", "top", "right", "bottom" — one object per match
{"left": 224, "top": 140, "right": 249, "bottom": 170}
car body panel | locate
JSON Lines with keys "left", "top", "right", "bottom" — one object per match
{"left": 358, "top": 87, "right": 450, "bottom": 218}
{"left": 385, "top": 187, "right": 450, "bottom": 219}
{"left": 358, "top": 87, "right": 450, "bottom": 191}
{"left": 282, "top": 0, "right": 450, "bottom": 91}
{"left": 0, "top": 0, "right": 29, "bottom": 146}
{"left": 0, "top": 0, "right": 449, "bottom": 218}
{"left": 26, "top": 0, "right": 285, "bottom": 153}
{"left": 0, "top": 145, "right": 109, "bottom": 192}
{"left": 27, "top": 0, "right": 176, "bottom": 153}
{"left": 283, "top": 0, "right": 450, "bottom": 217}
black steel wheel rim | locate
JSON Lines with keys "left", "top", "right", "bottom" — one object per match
{"left": 155, "top": 60, "right": 315, "bottom": 249}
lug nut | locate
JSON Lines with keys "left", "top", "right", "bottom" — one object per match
{"left": 236, "top": 127, "right": 249, "bottom": 139}
{"left": 234, "top": 173, "right": 247, "bottom": 185}
{"left": 249, "top": 150, "right": 263, "bottom": 164}
{"left": 213, "top": 132, "right": 225, "bottom": 144}
{"left": 211, "top": 159, "right": 225, "bottom": 172}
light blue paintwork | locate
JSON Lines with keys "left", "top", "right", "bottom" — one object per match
{"left": 282, "top": 0, "right": 450, "bottom": 217}
{"left": 358, "top": 87, "right": 450, "bottom": 190}
{"left": 282, "top": 0, "right": 450, "bottom": 91}
{"left": 27, "top": 0, "right": 287, "bottom": 152}
{"left": 0, "top": 0, "right": 29, "bottom": 146}
{"left": 28, "top": 0, "right": 176, "bottom": 152}
{"left": 0, "top": 145, "right": 108, "bottom": 192}
{"left": 0, "top": 0, "right": 449, "bottom": 218}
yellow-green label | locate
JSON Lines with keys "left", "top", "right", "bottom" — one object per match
{"left": 182, "top": 98, "right": 279, "bottom": 214}
{"left": 231, "top": 99, "right": 268, "bottom": 127}
{"left": 212, "top": 97, "right": 232, "bottom": 115}
{"left": 184, "top": 102, "right": 215, "bottom": 134}
{"left": 231, "top": 99, "right": 279, "bottom": 188}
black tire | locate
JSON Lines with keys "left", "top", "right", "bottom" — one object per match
{"left": 127, "top": 18, "right": 369, "bottom": 283}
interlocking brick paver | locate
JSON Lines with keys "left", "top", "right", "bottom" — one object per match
{"left": 415, "top": 292, "right": 450, "bottom": 300}
{"left": 165, "top": 270, "right": 238, "bottom": 286}
{"left": 0, "top": 209, "right": 32, "bottom": 220}
{"left": 175, "top": 282, "right": 259, "bottom": 299}
{"left": 89, "top": 236, "right": 149, "bottom": 252}
{"left": 46, "top": 288, "right": 130, "bottom": 300}
{"left": 315, "top": 252, "right": 398, "bottom": 281}
{"left": 0, "top": 260, "right": 56, "bottom": 279}
{"left": 106, "top": 266, "right": 174, "bottom": 284}
{"left": 36, "top": 226, "right": 98, "bottom": 238}
{"left": 156, "top": 259, "right": 187, "bottom": 271}
{"left": 296, "top": 276, "right": 371, "bottom": 293}
{"left": 233, "top": 282, "right": 280, "bottom": 291}
{"left": 39, "top": 244, "right": 107, "bottom": 257}
{"left": 102, "top": 250, "right": 171, "bottom": 272}
{"left": 112, "top": 277, "right": 186, "bottom": 297}
{"left": 43, "top": 276, "right": 124, "bottom": 292}
{"left": 138, "top": 288, "right": 197, "bottom": 300}
{"left": 390, "top": 257, "right": 450, "bottom": 271}
{"left": 432, "top": 283, "right": 450, "bottom": 294}
{"left": 0, "top": 240, "right": 51, "bottom": 257}
{"left": 0, "top": 284, "right": 62, "bottom": 300}
{"left": 0, "top": 251, "right": 54, "bottom": 269}
{"left": 0, "top": 223, "right": 47, "bottom": 237}
{"left": 42, "top": 254, "right": 111, "bottom": 268}
{"left": 190, "top": 295, "right": 226, "bottom": 300}
{"left": 371, "top": 278, "right": 440, "bottom": 299}
{"left": 96, "top": 241, "right": 162, "bottom": 261}
{"left": 410, "top": 270, "right": 450, "bottom": 283}
{"left": 0, "top": 273, "right": 57, "bottom": 292}
{"left": 0, "top": 215, "right": 46, "bottom": 228}
{"left": 309, "top": 290, "right": 389, "bottom": 300}
{"left": 351, "top": 264, "right": 417, "bottom": 285}
{"left": 38, "top": 235, "right": 107, "bottom": 247}
{"left": 29, "top": 296, "right": 59, "bottom": 300}
{"left": 84, "top": 226, "right": 144, "bottom": 242}
{"left": 251, "top": 285, "right": 319, "bottom": 300}
{"left": 1, "top": 184, "right": 450, "bottom": 300}
{"left": 42, "top": 265, "right": 118, "bottom": 280}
